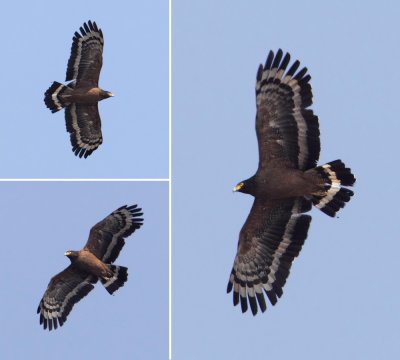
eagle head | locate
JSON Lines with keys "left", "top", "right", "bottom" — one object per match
{"left": 233, "top": 177, "right": 256, "bottom": 195}
{"left": 64, "top": 250, "right": 79, "bottom": 261}
{"left": 100, "top": 90, "right": 114, "bottom": 100}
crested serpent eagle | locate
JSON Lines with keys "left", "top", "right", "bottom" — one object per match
{"left": 37, "top": 205, "right": 143, "bottom": 330}
{"left": 227, "top": 49, "right": 356, "bottom": 315}
{"left": 44, "top": 21, "right": 112, "bottom": 158}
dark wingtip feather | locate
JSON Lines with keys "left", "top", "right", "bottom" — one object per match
{"left": 271, "top": 49, "right": 283, "bottom": 69}
{"left": 127, "top": 204, "right": 140, "bottom": 211}
{"left": 280, "top": 52, "right": 291, "bottom": 71}
{"left": 249, "top": 295, "right": 258, "bottom": 315}
{"left": 233, "top": 290, "right": 239, "bottom": 306}
{"left": 256, "top": 64, "right": 263, "bottom": 82}
{"left": 264, "top": 50, "right": 274, "bottom": 70}
{"left": 256, "top": 292, "right": 267, "bottom": 313}
{"left": 266, "top": 290, "right": 278, "bottom": 306}
{"left": 240, "top": 295, "right": 248, "bottom": 313}
{"left": 275, "top": 286, "right": 283, "bottom": 298}
{"left": 294, "top": 66, "right": 308, "bottom": 81}
{"left": 286, "top": 59, "right": 300, "bottom": 77}
{"left": 79, "top": 26, "right": 86, "bottom": 36}
{"left": 299, "top": 74, "right": 311, "bottom": 85}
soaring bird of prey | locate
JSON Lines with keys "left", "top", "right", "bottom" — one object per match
{"left": 44, "top": 20, "right": 113, "bottom": 158}
{"left": 37, "top": 205, "right": 143, "bottom": 330}
{"left": 227, "top": 49, "right": 356, "bottom": 315}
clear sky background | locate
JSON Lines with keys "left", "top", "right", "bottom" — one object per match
{"left": 0, "top": 181, "right": 168, "bottom": 359}
{"left": 0, "top": 0, "right": 168, "bottom": 179}
{"left": 173, "top": 1, "right": 400, "bottom": 359}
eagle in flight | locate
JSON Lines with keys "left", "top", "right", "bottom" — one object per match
{"left": 44, "top": 20, "right": 112, "bottom": 158}
{"left": 227, "top": 49, "right": 356, "bottom": 315}
{"left": 37, "top": 205, "right": 143, "bottom": 330}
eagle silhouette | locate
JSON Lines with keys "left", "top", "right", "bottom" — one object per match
{"left": 37, "top": 205, "right": 143, "bottom": 330}
{"left": 227, "top": 50, "right": 356, "bottom": 315}
{"left": 44, "top": 21, "right": 113, "bottom": 158}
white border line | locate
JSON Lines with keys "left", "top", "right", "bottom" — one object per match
{"left": 0, "top": 178, "right": 169, "bottom": 182}
{"left": 169, "top": 0, "right": 172, "bottom": 358}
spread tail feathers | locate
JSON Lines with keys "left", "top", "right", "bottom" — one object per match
{"left": 309, "top": 160, "right": 356, "bottom": 217}
{"left": 44, "top": 82, "right": 70, "bottom": 113}
{"left": 101, "top": 265, "right": 128, "bottom": 295}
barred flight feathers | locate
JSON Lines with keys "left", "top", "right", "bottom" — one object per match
{"left": 66, "top": 20, "right": 104, "bottom": 85}
{"left": 37, "top": 267, "right": 96, "bottom": 331}
{"left": 230, "top": 49, "right": 355, "bottom": 315}
{"left": 255, "top": 49, "right": 320, "bottom": 171}
{"left": 85, "top": 205, "right": 144, "bottom": 264}
{"left": 65, "top": 103, "right": 103, "bottom": 159}
{"left": 227, "top": 199, "right": 312, "bottom": 315}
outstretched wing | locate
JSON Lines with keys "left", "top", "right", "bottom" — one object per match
{"left": 85, "top": 205, "right": 144, "bottom": 264}
{"left": 65, "top": 103, "right": 103, "bottom": 158}
{"left": 37, "top": 265, "right": 96, "bottom": 331}
{"left": 255, "top": 49, "right": 320, "bottom": 171}
{"left": 227, "top": 197, "right": 312, "bottom": 315}
{"left": 66, "top": 20, "right": 103, "bottom": 86}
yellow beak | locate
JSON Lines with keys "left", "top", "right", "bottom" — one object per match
{"left": 233, "top": 183, "right": 243, "bottom": 192}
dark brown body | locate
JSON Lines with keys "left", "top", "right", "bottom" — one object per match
{"left": 60, "top": 85, "right": 111, "bottom": 106}
{"left": 238, "top": 167, "right": 323, "bottom": 200}
{"left": 66, "top": 250, "right": 112, "bottom": 280}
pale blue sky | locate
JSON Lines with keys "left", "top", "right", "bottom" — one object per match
{"left": 0, "top": 0, "right": 168, "bottom": 178}
{"left": 0, "top": 181, "right": 168, "bottom": 359}
{"left": 173, "top": 1, "right": 400, "bottom": 359}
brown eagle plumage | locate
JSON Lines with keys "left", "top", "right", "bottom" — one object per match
{"left": 44, "top": 20, "right": 112, "bottom": 158}
{"left": 37, "top": 205, "right": 143, "bottom": 331}
{"left": 227, "top": 49, "right": 356, "bottom": 315}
